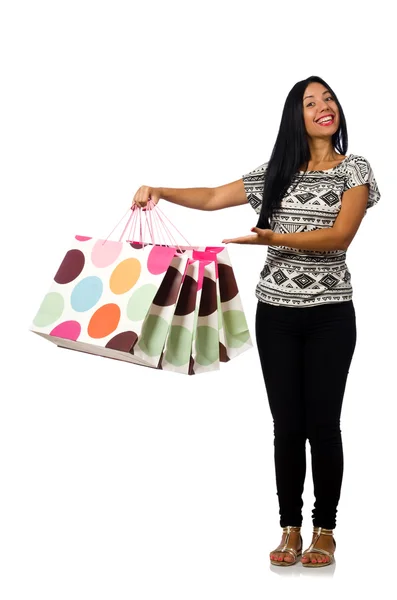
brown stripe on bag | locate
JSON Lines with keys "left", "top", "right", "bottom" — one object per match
{"left": 153, "top": 266, "right": 183, "bottom": 307}
{"left": 174, "top": 275, "right": 197, "bottom": 316}
{"left": 219, "top": 342, "right": 230, "bottom": 363}
{"left": 218, "top": 263, "right": 239, "bottom": 302}
{"left": 198, "top": 276, "right": 217, "bottom": 316}
{"left": 188, "top": 355, "right": 195, "bottom": 375}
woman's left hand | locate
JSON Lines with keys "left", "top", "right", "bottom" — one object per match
{"left": 222, "top": 227, "right": 274, "bottom": 245}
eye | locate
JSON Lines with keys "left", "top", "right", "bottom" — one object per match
{"left": 306, "top": 96, "right": 334, "bottom": 107}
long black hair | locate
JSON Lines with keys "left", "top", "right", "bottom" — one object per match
{"left": 257, "top": 75, "right": 348, "bottom": 230}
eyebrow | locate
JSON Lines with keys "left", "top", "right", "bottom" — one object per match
{"left": 303, "top": 90, "right": 331, "bottom": 101}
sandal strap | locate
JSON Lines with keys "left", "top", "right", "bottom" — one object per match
{"left": 282, "top": 526, "right": 301, "bottom": 533}
{"left": 275, "top": 546, "right": 300, "bottom": 560}
{"left": 303, "top": 546, "right": 334, "bottom": 559}
{"left": 313, "top": 527, "right": 333, "bottom": 535}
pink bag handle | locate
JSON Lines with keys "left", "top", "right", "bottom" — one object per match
{"left": 147, "top": 200, "right": 192, "bottom": 246}
{"left": 104, "top": 202, "right": 192, "bottom": 248}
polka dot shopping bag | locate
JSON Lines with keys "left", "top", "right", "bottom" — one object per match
{"left": 30, "top": 203, "right": 252, "bottom": 374}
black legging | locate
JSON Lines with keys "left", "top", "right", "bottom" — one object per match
{"left": 255, "top": 299, "right": 357, "bottom": 530}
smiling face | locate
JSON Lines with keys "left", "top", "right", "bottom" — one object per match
{"left": 302, "top": 82, "right": 340, "bottom": 138}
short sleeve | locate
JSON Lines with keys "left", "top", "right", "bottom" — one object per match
{"left": 242, "top": 162, "right": 269, "bottom": 214}
{"left": 343, "top": 155, "right": 381, "bottom": 210}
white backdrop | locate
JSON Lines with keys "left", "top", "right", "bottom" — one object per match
{"left": 1, "top": 0, "right": 395, "bottom": 597}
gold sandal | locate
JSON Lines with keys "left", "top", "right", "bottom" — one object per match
{"left": 270, "top": 526, "right": 302, "bottom": 567}
{"left": 301, "top": 527, "right": 336, "bottom": 568}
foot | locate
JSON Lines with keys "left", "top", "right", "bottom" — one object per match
{"left": 301, "top": 530, "right": 335, "bottom": 565}
{"left": 270, "top": 528, "right": 302, "bottom": 564}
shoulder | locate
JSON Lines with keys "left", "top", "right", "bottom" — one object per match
{"left": 242, "top": 161, "right": 269, "bottom": 214}
{"left": 344, "top": 154, "right": 375, "bottom": 183}
{"left": 343, "top": 154, "right": 381, "bottom": 208}
{"left": 346, "top": 153, "right": 369, "bottom": 164}
{"left": 345, "top": 153, "right": 374, "bottom": 173}
{"left": 242, "top": 161, "right": 269, "bottom": 181}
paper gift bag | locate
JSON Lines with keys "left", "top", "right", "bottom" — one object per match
{"left": 30, "top": 235, "right": 178, "bottom": 366}
{"left": 176, "top": 246, "right": 252, "bottom": 363}
{"left": 203, "top": 246, "right": 252, "bottom": 361}
{"left": 161, "top": 247, "right": 251, "bottom": 376}
{"left": 161, "top": 253, "right": 221, "bottom": 375}
{"left": 132, "top": 253, "right": 189, "bottom": 367}
{"left": 160, "top": 258, "right": 200, "bottom": 375}
{"left": 190, "top": 255, "right": 220, "bottom": 374}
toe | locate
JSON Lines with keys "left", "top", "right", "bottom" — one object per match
{"left": 301, "top": 554, "right": 309, "bottom": 562}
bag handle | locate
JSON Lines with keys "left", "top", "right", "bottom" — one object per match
{"left": 104, "top": 202, "right": 192, "bottom": 248}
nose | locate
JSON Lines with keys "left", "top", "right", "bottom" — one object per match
{"left": 319, "top": 100, "right": 332, "bottom": 112}
{"left": 316, "top": 104, "right": 334, "bottom": 120}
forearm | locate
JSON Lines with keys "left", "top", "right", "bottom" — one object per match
{"left": 271, "top": 228, "right": 346, "bottom": 251}
{"left": 158, "top": 187, "right": 214, "bottom": 211}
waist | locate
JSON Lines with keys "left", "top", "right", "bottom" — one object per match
{"left": 266, "top": 246, "right": 347, "bottom": 271}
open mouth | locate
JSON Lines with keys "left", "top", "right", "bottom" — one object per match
{"left": 316, "top": 116, "right": 335, "bottom": 126}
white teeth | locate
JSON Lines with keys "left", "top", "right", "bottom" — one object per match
{"left": 317, "top": 116, "right": 333, "bottom": 124}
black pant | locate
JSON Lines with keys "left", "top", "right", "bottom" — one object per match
{"left": 255, "top": 299, "right": 357, "bottom": 529}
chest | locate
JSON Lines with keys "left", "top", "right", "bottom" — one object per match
{"left": 271, "top": 173, "right": 345, "bottom": 229}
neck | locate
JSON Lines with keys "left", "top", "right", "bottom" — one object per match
{"left": 307, "top": 139, "right": 339, "bottom": 163}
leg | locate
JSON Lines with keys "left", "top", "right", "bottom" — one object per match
{"left": 302, "top": 301, "right": 357, "bottom": 564}
{"left": 255, "top": 301, "right": 306, "bottom": 563}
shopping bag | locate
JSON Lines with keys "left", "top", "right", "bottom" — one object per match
{"left": 30, "top": 234, "right": 178, "bottom": 366}
{"left": 181, "top": 246, "right": 252, "bottom": 362}
{"left": 190, "top": 255, "right": 220, "bottom": 374}
{"left": 160, "top": 258, "right": 200, "bottom": 374}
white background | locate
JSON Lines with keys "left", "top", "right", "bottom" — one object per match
{"left": 1, "top": 0, "right": 395, "bottom": 597}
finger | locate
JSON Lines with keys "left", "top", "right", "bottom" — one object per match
{"left": 222, "top": 235, "right": 259, "bottom": 244}
{"left": 148, "top": 195, "right": 159, "bottom": 207}
{"left": 132, "top": 193, "right": 143, "bottom": 208}
{"left": 134, "top": 198, "right": 147, "bottom": 209}
{"left": 222, "top": 237, "right": 246, "bottom": 244}
{"left": 250, "top": 227, "right": 265, "bottom": 235}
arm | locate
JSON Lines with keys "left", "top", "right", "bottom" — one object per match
{"left": 271, "top": 184, "right": 369, "bottom": 251}
{"left": 158, "top": 178, "right": 248, "bottom": 211}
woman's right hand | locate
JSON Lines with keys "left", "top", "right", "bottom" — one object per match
{"left": 132, "top": 186, "right": 161, "bottom": 209}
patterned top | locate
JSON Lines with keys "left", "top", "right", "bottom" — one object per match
{"left": 242, "top": 154, "right": 381, "bottom": 307}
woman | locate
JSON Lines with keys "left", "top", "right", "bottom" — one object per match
{"left": 132, "top": 75, "right": 381, "bottom": 568}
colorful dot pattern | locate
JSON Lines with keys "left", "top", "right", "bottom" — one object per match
{"left": 31, "top": 237, "right": 177, "bottom": 354}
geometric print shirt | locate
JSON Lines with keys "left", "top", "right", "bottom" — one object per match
{"left": 242, "top": 154, "right": 381, "bottom": 308}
